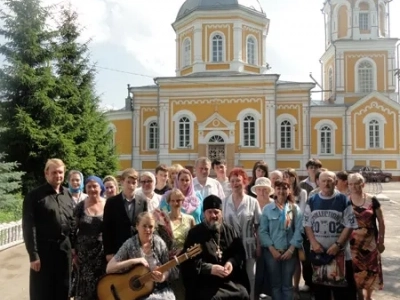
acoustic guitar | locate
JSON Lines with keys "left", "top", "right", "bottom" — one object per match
{"left": 97, "top": 244, "right": 202, "bottom": 300}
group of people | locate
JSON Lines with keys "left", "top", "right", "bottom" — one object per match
{"left": 21, "top": 156, "right": 385, "bottom": 300}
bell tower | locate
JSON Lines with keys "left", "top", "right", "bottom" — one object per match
{"left": 320, "top": 0, "right": 399, "bottom": 104}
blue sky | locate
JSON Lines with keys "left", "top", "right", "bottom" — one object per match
{"left": 39, "top": 0, "right": 400, "bottom": 108}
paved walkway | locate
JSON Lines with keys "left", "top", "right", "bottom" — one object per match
{"left": 1, "top": 183, "right": 400, "bottom": 300}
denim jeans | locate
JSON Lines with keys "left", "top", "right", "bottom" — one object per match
{"left": 264, "top": 248, "right": 297, "bottom": 300}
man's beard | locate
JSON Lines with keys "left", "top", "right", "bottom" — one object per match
{"left": 205, "top": 219, "right": 222, "bottom": 231}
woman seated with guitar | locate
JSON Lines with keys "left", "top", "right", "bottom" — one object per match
{"left": 106, "top": 212, "right": 176, "bottom": 300}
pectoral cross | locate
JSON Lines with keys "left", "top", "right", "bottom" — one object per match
{"left": 216, "top": 246, "right": 223, "bottom": 260}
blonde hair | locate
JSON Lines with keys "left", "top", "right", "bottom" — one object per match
{"left": 168, "top": 164, "right": 184, "bottom": 186}
{"left": 103, "top": 175, "right": 120, "bottom": 193}
{"left": 348, "top": 173, "right": 365, "bottom": 184}
{"left": 166, "top": 188, "right": 185, "bottom": 203}
{"left": 44, "top": 159, "right": 65, "bottom": 172}
{"left": 136, "top": 211, "right": 156, "bottom": 226}
{"left": 121, "top": 168, "right": 138, "bottom": 180}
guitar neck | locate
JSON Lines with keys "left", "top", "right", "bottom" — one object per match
{"left": 157, "top": 252, "right": 190, "bottom": 273}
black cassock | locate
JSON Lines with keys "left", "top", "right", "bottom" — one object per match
{"left": 181, "top": 222, "right": 250, "bottom": 300}
{"left": 22, "top": 183, "right": 75, "bottom": 300}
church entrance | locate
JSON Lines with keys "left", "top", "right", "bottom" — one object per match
{"left": 207, "top": 135, "right": 225, "bottom": 160}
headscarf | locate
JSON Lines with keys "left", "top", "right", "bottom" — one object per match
{"left": 174, "top": 169, "right": 200, "bottom": 214}
{"left": 85, "top": 175, "right": 106, "bottom": 197}
{"left": 68, "top": 171, "right": 84, "bottom": 194}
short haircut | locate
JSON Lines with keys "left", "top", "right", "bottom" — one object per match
{"left": 306, "top": 158, "right": 322, "bottom": 169}
{"left": 120, "top": 168, "right": 138, "bottom": 180}
{"left": 44, "top": 158, "right": 65, "bottom": 172}
{"left": 155, "top": 164, "right": 168, "bottom": 174}
{"left": 195, "top": 157, "right": 211, "bottom": 166}
{"left": 211, "top": 159, "right": 226, "bottom": 169}
{"left": 336, "top": 171, "right": 348, "bottom": 181}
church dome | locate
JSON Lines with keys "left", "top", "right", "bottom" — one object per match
{"left": 176, "top": 0, "right": 265, "bottom": 21}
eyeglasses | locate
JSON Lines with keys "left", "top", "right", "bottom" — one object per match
{"left": 140, "top": 180, "right": 153, "bottom": 184}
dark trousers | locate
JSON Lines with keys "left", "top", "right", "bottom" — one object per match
{"left": 30, "top": 238, "right": 71, "bottom": 300}
{"left": 301, "top": 235, "right": 313, "bottom": 288}
{"left": 314, "top": 260, "right": 357, "bottom": 300}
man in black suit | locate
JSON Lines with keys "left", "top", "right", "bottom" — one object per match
{"left": 103, "top": 168, "right": 148, "bottom": 262}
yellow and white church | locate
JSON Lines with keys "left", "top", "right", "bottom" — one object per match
{"left": 106, "top": 0, "right": 400, "bottom": 176}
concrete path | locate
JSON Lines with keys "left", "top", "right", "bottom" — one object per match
{"left": 1, "top": 183, "right": 400, "bottom": 300}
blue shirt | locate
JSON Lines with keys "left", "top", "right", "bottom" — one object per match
{"left": 259, "top": 202, "right": 304, "bottom": 250}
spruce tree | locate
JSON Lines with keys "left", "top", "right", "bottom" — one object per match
{"left": 53, "top": 6, "right": 118, "bottom": 177}
{"left": 0, "top": 153, "right": 25, "bottom": 222}
{"left": 0, "top": 0, "right": 70, "bottom": 194}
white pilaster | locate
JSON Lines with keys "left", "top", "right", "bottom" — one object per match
{"left": 193, "top": 23, "right": 202, "bottom": 63}
{"left": 175, "top": 37, "right": 180, "bottom": 76}
{"left": 132, "top": 108, "right": 141, "bottom": 170}
{"left": 159, "top": 100, "right": 170, "bottom": 164}
{"left": 262, "top": 29, "right": 267, "bottom": 67}
{"left": 388, "top": 50, "right": 395, "bottom": 90}
{"left": 233, "top": 21, "right": 242, "bottom": 62}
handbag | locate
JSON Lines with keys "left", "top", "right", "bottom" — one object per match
{"left": 311, "top": 250, "right": 347, "bottom": 287}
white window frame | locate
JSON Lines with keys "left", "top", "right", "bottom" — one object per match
{"left": 144, "top": 116, "right": 159, "bottom": 150}
{"left": 182, "top": 38, "right": 191, "bottom": 67}
{"left": 172, "top": 110, "right": 196, "bottom": 149}
{"left": 359, "top": 11, "right": 370, "bottom": 30}
{"left": 210, "top": 32, "right": 225, "bottom": 63}
{"left": 362, "top": 113, "right": 386, "bottom": 149}
{"left": 355, "top": 58, "right": 377, "bottom": 93}
{"left": 276, "top": 114, "right": 297, "bottom": 150}
{"left": 246, "top": 35, "right": 257, "bottom": 65}
{"left": 107, "top": 123, "right": 117, "bottom": 147}
{"left": 314, "top": 120, "right": 338, "bottom": 155}
{"left": 237, "top": 108, "right": 262, "bottom": 148}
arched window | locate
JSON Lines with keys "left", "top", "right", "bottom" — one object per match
{"left": 357, "top": 60, "right": 374, "bottom": 93}
{"left": 320, "top": 126, "right": 332, "bottom": 154}
{"left": 243, "top": 115, "right": 256, "bottom": 147}
{"left": 247, "top": 36, "right": 256, "bottom": 65}
{"left": 280, "top": 120, "right": 292, "bottom": 149}
{"left": 359, "top": 2, "right": 370, "bottom": 30}
{"left": 209, "top": 135, "right": 224, "bottom": 143}
{"left": 148, "top": 121, "right": 159, "bottom": 150}
{"left": 368, "top": 119, "right": 380, "bottom": 148}
{"left": 183, "top": 38, "right": 191, "bottom": 67}
{"left": 178, "top": 117, "right": 191, "bottom": 148}
{"left": 212, "top": 34, "right": 223, "bottom": 62}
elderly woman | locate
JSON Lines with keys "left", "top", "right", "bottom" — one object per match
{"left": 106, "top": 212, "right": 176, "bottom": 300}
{"left": 68, "top": 170, "right": 88, "bottom": 207}
{"left": 72, "top": 176, "right": 107, "bottom": 300}
{"left": 269, "top": 170, "right": 283, "bottom": 189}
{"left": 136, "top": 172, "right": 161, "bottom": 212}
{"left": 160, "top": 168, "right": 203, "bottom": 224}
{"left": 252, "top": 177, "right": 274, "bottom": 300}
{"left": 223, "top": 167, "right": 261, "bottom": 300}
{"left": 259, "top": 180, "right": 303, "bottom": 300}
{"left": 103, "top": 175, "right": 119, "bottom": 199}
{"left": 348, "top": 173, "right": 385, "bottom": 300}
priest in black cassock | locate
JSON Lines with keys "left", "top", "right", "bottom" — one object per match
{"left": 181, "top": 194, "right": 250, "bottom": 300}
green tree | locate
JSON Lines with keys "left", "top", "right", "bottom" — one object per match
{"left": 0, "top": 0, "right": 67, "bottom": 194}
{"left": 0, "top": 153, "right": 25, "bottom": 222}
{"left": 0, "top": 0, "right": 118, "bottom": 195}
{"left": 53, "top": 6, "right": 118, "bottom": 177}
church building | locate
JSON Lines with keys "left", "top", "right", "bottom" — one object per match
{"left": 106, "top": 0, "right": 400, "bottom": 176}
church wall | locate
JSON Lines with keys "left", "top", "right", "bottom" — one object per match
{"left": 141, "top": 161, "right": 158, "bottom": 170}
{"left": 119, "top": 159, "right": 132, "bottom": 170}
{"left": 337, "top": 5, "right": 348, "bottom": 39}
{"left": 344, "top": 51, "right": 387, "bottom": 93}
{"left": 320, "top": 159, "right": 343, "bottom": 171}
{"left": 139, "top": 107, "right": 158, "bottom": 155}
{"left": 277, "top": 160, "right": 301, "bottom": 169}
{"left": 351, "top": 98, "right": 398, "bottom": 154}
{"left": 241, "top": 25, "right": 262, "bottom": 63}
{"left": 178, "top": 26, "right": 194, "bottom": 69}
{"left": 112, "top": 119, "right": 132, "bottom": 155}
{"left": 276, "top": 104, "right": 303, "bottom": 155}
{"left": 202, "top": 23, "right": 234, "bottom": 62}
{"left": 310, "top": 117, "right": 343, "bottom": 155}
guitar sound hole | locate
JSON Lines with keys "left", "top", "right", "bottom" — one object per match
{"left": 129, "top": 276, "right": 143, "bottom": 291}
